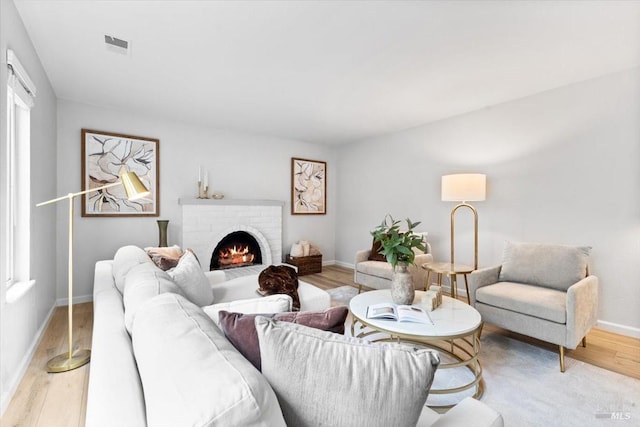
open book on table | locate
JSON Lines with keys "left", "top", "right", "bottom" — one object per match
{"left": 366, "top": 303, "right": 434, "bottom": 325}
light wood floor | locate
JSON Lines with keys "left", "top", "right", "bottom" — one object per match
{"left": 1, "top": 265, "right": 638, "bottom": 426}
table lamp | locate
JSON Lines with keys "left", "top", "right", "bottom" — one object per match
{"left": 37, "top": 171, "right": 150, "bottom": 373}
{"left": 441, "top": 173, "right": 486, "bottom": 269}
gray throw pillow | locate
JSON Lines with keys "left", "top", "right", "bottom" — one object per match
{"left": 498, "top": 241, "right": 591, "bottom": 291}
{"left": 255, "top": 317, "right": 439, "bottom": 427}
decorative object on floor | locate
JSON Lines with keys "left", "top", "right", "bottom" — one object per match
{"left": 81, "top": 129, "right": 158, "bottom": 216}
{"left": 156, "top": 220, "right": 169, "bottom": 247}
{"left": 371, "top": 215, "right": 426, "bottom": 304}
{"left": 37, "top": 171, "right": 149, "bottom": 373}
{"left": 469, "top": 241, "right": 597, "bottom": 372}
{"left": 286, "top": 240, "right": 322, "bottom": 275}
{"left": 212, "top": 192, "right": 224, "bottom": 199}
{"left": 441, "top": 173, "right": 486, "bottom": 269}
{"left": 197, "top": 165, "right": 209, "bottom": 199}
{"left": 291, "top": 157, "right": 326, "bottom": 215}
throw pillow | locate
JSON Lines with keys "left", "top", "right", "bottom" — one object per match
{"left": 132, "top": 293, "right": 287, "bottom": 427}
{"left": 218, "top": 306, "right": 349, "bottom": 370}
{"left": 112, "top": 245, "right": 155, "bottom": 294}
{"left": 123, "top": 263, "right": 185, "bottom": 333}
{"left": 145, "top": 245, "right": 184, "bottom": 271}
{"left": 168, "top": 250, "right": 214, "bottom": 306}
{"left": 258, "top": 265, "right": 300, "bottom": 311}
{"left": 498, "top": 241, "right": 591, "bottom": 291}
{"left": 367, "top": 239, "right": 387, "bottom": 262}
{"left": 255, "top": 318, "right": 440, "bottom": 427}
{"left": 202, "top": 294, "right": 293, "bottom": 327}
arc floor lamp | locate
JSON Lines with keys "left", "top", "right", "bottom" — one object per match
{"left": 37, "top": 171, "right": 149, "bottom": 373}
{"left": 441, "top": 173, "right": 486, "bottom": 270}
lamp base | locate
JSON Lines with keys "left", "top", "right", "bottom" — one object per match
{"left": 46, "top": 349, "right": 91, "bottom": 373}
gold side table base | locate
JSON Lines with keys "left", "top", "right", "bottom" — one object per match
{"left": 352, "top": 318, "right": 483, "bottom": 411}
{"left": 47, "top": 349, "right": 91, "bottom": 373}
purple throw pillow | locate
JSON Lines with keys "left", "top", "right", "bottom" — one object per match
{"left": 219, "top": 306, "right": 349, "bottom": 371}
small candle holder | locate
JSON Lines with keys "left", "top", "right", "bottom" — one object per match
{"left": 197, "top": 181, "right": 209, "bottom": 199}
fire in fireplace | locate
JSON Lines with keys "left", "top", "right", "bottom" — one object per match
{"left": 210, "top": 231, "right": 262, "bottom": 270}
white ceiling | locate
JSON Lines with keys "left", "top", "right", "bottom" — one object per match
{"left": 13, "top": 0, "right": 640, "bottom": 145}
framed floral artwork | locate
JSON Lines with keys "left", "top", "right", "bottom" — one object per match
{"left": 291, "top": 157, "right": 326, "bottom": 215}
{"left": 81, "top": 129, "right": 159, "bottom": 217}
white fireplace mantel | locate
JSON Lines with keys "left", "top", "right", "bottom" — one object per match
{"left": 178, "top": 198, "right": 284, "bottom": 207}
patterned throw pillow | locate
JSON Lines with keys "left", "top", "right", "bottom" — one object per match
{"left": 145, "top": 245, "right": 184, "bottom": 271}
{"left": 218, "top": 306, "right": 349, "bottom": 370}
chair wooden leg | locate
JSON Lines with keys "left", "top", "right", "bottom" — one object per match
{"left": 559, "top": 345, "right": 565, "bottom": 372}
{"left": 582, "top": 336, "right": 587, "bottom": 348}
{"left": 358, "top": 283, "right": 362, "bottom": 294}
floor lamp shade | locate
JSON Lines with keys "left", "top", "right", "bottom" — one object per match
{"left": 441, "top": 174, "right": 486, "bottom": 202}
{"left": 36, "top": 171, "right": 149, "bottom": 373}
{"left": 441, "top": 174, "right": 486, "bottom": 270}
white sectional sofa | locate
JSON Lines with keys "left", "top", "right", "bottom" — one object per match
{"left": 86, "top": 245, "right": 503, "bottom": 427}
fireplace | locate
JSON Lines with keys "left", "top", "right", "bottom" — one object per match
{"left": 211, "top": 231, "right": 262, "bottom": 270}
{"left": 180, "top": 198, "right": 283, "bottom": 279}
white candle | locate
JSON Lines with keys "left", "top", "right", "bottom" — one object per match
{"left": 198, "top": 166, "right": 202, "bottom": 182}
{"left": 204, "top": 171, "right": 208, "bottom": 186}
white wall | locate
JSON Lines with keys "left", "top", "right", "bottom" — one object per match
{"left": 336, "top": 68, "right": 640, "bottom": 337}
{"left": 0, "top": 0, "right": 58, "bottom": 414}
{"left": 56, "top": 100, "right": 336, "bottom": 301}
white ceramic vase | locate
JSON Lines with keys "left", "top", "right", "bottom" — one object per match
{"left": 391, "top": 263, "right": 414, "bottom": 305}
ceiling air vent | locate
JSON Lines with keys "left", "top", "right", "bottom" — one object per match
{"left": 104, "top": 35, "right": 131, "bottom": 56}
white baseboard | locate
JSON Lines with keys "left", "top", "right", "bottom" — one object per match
{"left": 333, "top": 260, "right": 354, "bottom": 269}
{"left": 56, "top": 294, "right": 93, "bottom": 306}
{"left": 596, "top": 320, "right": 640, "bottom": 339}
{"left": 0, "top": 303, "right": 56, "bottom": 417}
{"left": 321, "top": 260, "right": 335, "bottom": 266}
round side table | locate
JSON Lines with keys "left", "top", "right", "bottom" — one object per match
{"left": 422, "top": 262, "right": 474, "bottom": 304}
{"left": 349, "top": 290, "right": 484, "bottom": 410}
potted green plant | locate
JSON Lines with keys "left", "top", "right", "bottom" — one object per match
{"left": 371, "top": 215, "right": 426, "bottom": 304}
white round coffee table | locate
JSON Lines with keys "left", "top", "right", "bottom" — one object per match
{"left": 349, "top": 289, "right": 484, "bottom": 410}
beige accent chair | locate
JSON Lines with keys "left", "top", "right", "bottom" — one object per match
{"left": 469, "top": 241, "right": 598, "bottom": 372}
{"left": 354, "top": 233, "right": 433, "bottom": 293}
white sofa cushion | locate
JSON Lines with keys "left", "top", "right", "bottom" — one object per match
{"left": 112, "top": 245, "right": 154, "bottom": 294}
{"left": 86, "top": 261, "right": 147, "bottom": 427}
{"left": 168, "top": 250, "right": 214, "bottom": 306}
{"left": 210, "top": 274, "right": 330, "bottom": 311}
{"left": 203, "top": 294, "right": 292, "bottom": 327}
{"left": 498, "top": 241, "right": 591, "bottom": 291}
{"left": 123, "top": 263, "right": 184, "bottom": 333}
{"left": 255, "top": 317, "right": 440, "bottom": 427}
{"left": 132, "top": 293, "right": 286, "bottom": 427}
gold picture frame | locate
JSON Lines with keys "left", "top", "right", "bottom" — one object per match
{"left": 81, "top": 129, "right": 159, "bottom": 217}
{"left": 291, "top": 157, "right": 326, "bottom": 215}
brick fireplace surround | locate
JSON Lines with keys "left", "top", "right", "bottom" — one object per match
{"left": 179, "top": 199, "right": 284, "bottom": 277}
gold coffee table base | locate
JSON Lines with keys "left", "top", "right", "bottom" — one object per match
{"left": 351, "top": 317, "right": 484, "bottom": 412}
